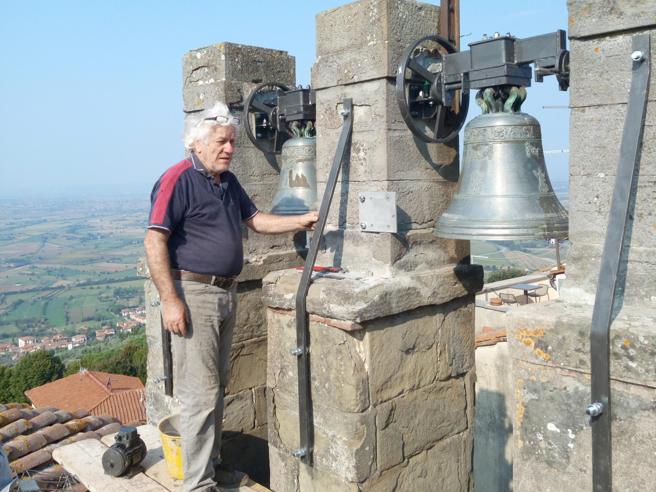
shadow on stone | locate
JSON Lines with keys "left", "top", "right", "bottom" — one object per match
{"left": 474, "top": 389, "right": 512, "bottom": 492}
{"left": 394, "top": 205, "right": 412, "bottom": 238}
{"left": 413, "top": 135, "right": 460, "bottom": 182}
{"left": 454, "top": 258, "right": 484, "bottom": 294}
{"left": 221, "top": 431, "right": 269, "bottom": 487}
{"left": 611, "top": 139, "right": 642, "bottom": 322}
{"left": 332, "top": 132, "right": 353, "bottom": 269}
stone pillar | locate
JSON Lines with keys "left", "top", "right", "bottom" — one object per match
{"left": 264, "top": 1, "right": 481, "bottom": 490}
{"left": 145, "top": 42, "right": 300, "bottom": 485}
{"left": 507, "top": 2, "right": 656, "bottom": 490}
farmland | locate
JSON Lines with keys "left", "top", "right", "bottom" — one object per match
{"left": 0, "top": 195, "right": 149, "bottom": 344}
{"left": 0, "top": 186, "right": 569, "bottom": 345}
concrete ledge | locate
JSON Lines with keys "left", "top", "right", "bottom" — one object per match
{"left": 507, "top": 300, "right": 656, "bottom": 387}
{"left": 261, "top": 264, "right": 483, "bottom": 323}
{"left": 479, "top": 273, "right": 550, "bottom": 295}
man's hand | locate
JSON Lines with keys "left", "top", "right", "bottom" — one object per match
{"left": 297, "top": 211, "right": 319, "bottom": 231}
{"left": 161, "top": 296, "right": 188, "bottom": 336}
{"left": 246, "top": 211, "right": 320, "bottom": 234}
{"left": 145, "top": 229, "right": 189, "bottom": 336}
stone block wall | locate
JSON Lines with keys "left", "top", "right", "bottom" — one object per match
{"left": 262, "top": 1, "right": 481, "bottom": 490}
{"left": 263, "top": 268, "right": 479, "bottom": 491}
{"left": 508, "top": 303, "right": 656, "bottom": 491}
{"left": 145, "top": 42, "right": 303, "bottom": 485}
{"left": 506, "top": 1, "right": 656, "bottom": 490}
{"left": 312, "top": 0, "right": 466, "bottom": 276}
{"left": 564, "top": 6, "right": 656, "bottom": 307}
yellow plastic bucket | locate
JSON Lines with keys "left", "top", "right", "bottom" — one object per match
{"left": 158, "top": 414, "right": 183, "bottom": 480}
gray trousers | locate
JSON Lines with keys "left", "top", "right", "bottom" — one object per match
{"left": 170, "top": 279, "right": 237, "bottom": 492}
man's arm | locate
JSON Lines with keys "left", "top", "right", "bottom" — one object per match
{"left": 144, "top": 229, "right": 187, "bottom": 336}
{"left": 245, "top": 211, "right": 319, "bottom": 234}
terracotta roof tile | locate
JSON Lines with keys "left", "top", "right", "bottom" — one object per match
{"left": 0, "top": 402, "right": 120, "bottom": 490}
{"left": 91, "top": 388, "right": 146, "bottom": 425}
{"left": 24, "top": 370, "right": 144, "bottom": 419}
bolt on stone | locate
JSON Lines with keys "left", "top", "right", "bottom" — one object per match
{"left": 292, "top": 448, "right": 307, "bottom": 458}
{"left": 586, "top": 402, "right": 604, "bottom": 420}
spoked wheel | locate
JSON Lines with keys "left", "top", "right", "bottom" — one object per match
{"left": 395, "top": 35, "right": 469, "bottom": 143}
{"left": 244, "top": 81, "right": 290, "bottom": 154}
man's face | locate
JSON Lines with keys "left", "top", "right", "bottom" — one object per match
{"left": 193, "top": 125, "right": 236, "bottom": 176}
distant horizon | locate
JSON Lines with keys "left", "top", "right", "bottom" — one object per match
{"left": 1, "top": 178, "right": 571, "bottom": 203}
{"left": 0, "top": 183, "right": 154, "bottom": 201}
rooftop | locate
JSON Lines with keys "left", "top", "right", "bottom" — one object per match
{"left": 25, "top": 370, "right": 145, "bottom": 425}
{"left": 0, "top": 403, "right": 120, "bottom": 490}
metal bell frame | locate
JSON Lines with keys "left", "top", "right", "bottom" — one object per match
{"left": 395, "top": 30, "right": 571, "bottom": 242}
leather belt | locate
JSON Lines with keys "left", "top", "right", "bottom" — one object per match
{"left": 171, "top": 269, "right": 237, "bottom": 290}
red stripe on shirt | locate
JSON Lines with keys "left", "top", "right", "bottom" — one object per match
{"left": 150, "top": 159, "right": 192, "bottom": 225}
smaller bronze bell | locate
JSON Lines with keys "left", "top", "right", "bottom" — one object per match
{"left": 435, "top": 86, "right": 568, "bottom": 241}
{"left": 270, "top": 136, "right": 318, "bottom": 215}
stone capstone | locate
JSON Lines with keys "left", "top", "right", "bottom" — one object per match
{"left": 312, "top": 0, "right": 440, "bottom": 88}
{"left": 568, "top": 0, "right": 656, "bottom": 39}
{"left": 262, "top": 265, "right": 482, "bottom": 323}
{"left": 183, "top": 43, "right": 295, "bottom": 112}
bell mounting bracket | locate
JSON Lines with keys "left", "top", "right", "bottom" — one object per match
{"left": 244, "top": 81, "right": 316, "bottom": 154}
{"left": 396, "top": 30, "right": 570, "bottom": 143}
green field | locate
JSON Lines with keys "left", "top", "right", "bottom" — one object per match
{"left": 0, "top": 196, "right": 148, "bottom": 344}
{"left": 0, "top": 280, "right": 144, "bottom": 343}
{"left": 0, "top": 193, "right": 570, "bottom": 345}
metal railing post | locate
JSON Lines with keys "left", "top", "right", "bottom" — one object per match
{"left": 292, "top": 99, "right": 353, "bottom": 465}
{"left": 588, "top": 34, "right": 650, "bottom": 492}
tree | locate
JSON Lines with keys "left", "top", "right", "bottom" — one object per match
{"left": 64, "top": 335, "right": 147, "bottom": 383}
{"left": 486, "top": 267, "right": 526, "bottom": 283}
{"left": 11, "top": 350, "right": 64, "bottom": 403}
{"left": 0, "top": 365, "right": 14, "bottom": 403}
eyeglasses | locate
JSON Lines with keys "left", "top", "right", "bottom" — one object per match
{"left": 204, "top": 115, "right": 241, "bottom": 126}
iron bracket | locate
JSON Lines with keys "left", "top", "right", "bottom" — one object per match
{"left": 161, "top": 314, "right": 173, "bottom": 397}
{"left": 589, "top": 33, "right": 650, "bottom": 492}
{"left": 294, "top": 98, "right": 353, "bottom": 465}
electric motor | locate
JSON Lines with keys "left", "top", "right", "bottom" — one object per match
{"left": 102, "top": 426, "right": 147, "bottom": 477}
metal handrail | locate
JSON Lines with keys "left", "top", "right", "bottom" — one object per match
{"left": 588, "top": 33, "right": 650, "bottom": 492}
{"left": 292, "top": 98, "right": 353, "bottom": 465}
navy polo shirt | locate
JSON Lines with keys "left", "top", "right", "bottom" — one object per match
{"left": 148, "top": 153, "right": 258, "bottom": 277}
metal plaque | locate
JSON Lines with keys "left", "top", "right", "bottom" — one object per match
{"left": 358, "top": 192, "right": 397, "bottom": 233}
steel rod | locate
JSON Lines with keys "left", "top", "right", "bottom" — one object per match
{"left": 161, "top": 315, "right": 173, "bottom": 397}
{"left": 294, "top": 98, "right": 353, "bottom": 465}
{"left": 589, "top": 33, "right": 650, "bottom": 492}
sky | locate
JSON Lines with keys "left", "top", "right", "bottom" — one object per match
{"left": 0, "top": 0, "right": 569, "bottom": 199}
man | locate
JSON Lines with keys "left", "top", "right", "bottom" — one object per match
{"left": 144, "top": 102, "right": 318, "bottom": 491}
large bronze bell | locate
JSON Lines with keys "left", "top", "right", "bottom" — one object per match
{"left": 435, "top": 87, "right": 568, "bottom": 241}
{"left": 270, "top": 135, "right": 318, "bottom": 215}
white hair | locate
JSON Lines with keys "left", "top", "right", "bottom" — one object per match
{"left": 183, "top": 102, "right": 239, "bottom": 150}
